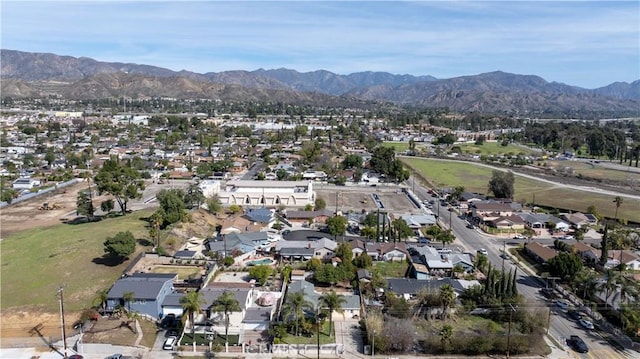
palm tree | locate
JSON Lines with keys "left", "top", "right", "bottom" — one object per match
{"left": 439, "top": 284, "right": 455, "bottom": 320}
{"left": 440, "top": 324, "right": 453, "bottom": 349}
{"left": 612, "top": 276, "right": 639, "bottom": 306}
{"left": 282, "top": 291, "right": 313, "bottom": 337}
{"left": 598, "top": 270, "right": 619, "bottom": 308}
{"left": 319, "top": 290, "right": 347, "bottom": 336}
{"left": 573, "top": 269, "right": 598, "bottom": 301}
{"left": 122, "top": 291, "right": 135, "bottom": 313}
{"left": 180, "top": 290, "right": 205, "bottom": 351}
{"left": 613, "top": 196, "right": 623, "bottom": 222}
{"left": 211, "top": 290, "right": 241, "bottom": 346}
{"left": 92, "top": 288, "right": 109, "bottom": 314}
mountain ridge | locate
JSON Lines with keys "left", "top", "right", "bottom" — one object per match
{"left": 1, "top": 49, "right": 638, "bottom": 116}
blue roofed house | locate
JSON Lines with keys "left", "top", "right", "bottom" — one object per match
{"left": 206, "top": 231, "right": 270, "bottom": 263}
{"left": 245, "top": 208, "right": 275, "bottom": 226}
{"left": 106, "top": 273, "right": 177, "bottom": 319}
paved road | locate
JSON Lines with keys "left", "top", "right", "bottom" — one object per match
{"left": 409, "top": 184, "right": 634, "bottom": 359}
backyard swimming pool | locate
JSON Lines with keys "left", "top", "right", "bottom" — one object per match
{"left": 246, "top": 258, "right": 275, "bottom": 266}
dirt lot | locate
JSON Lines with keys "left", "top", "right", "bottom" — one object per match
{"left": 317, "top": 186, "right": 420, "bottom": 215}
{"left": 0, "top": 181, "right": 105, "bottom": 238}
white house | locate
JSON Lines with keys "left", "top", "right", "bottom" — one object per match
{"left": 199, "top": 179, "right": 221, "bottom": 198}
{"left": 12, "top": 177, "right": 40, "bottom": 189}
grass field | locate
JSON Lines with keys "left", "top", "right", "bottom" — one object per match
{"left": 382, "top": 141, "right": 410, "bottom": 152}
{"left": 0, "top": 210, "right": 154, "bottom": 312}
{"left": 457, "top": 142, "right": 535, "bottom": 156}
{"left": 402, "top": 158, "right": 640, "bottom": 222}
{"left": 544, "top": 160, "right": 640, "bottom": 183}
{"left": 152, "top": 265, "right": 203, "bottom": 281}
{"left": 373, "top": 261, "right": 409, "bottom": 277}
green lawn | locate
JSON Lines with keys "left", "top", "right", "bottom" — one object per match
{"left": 279, "top": 321, "right": 335, "bottom": 345}
{"left": 382, "top": 141, "right": 410, "bottom": 152}
{"left": 0, "top": 210, "right": 154, "bottom": 312}
{"left": 373, "top": 261, "right": 409, "bottom": 277}
{"left": 402, "top": 158, "right": 640, "bottom": 222}
{"left": 544, "top": 160, "right": 640, "bottom": 182}
{"left": 181, "top": 333, "right": 240, "bottom": 346}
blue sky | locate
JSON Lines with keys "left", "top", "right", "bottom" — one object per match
{"left": 1, "top": 1, "right": 638, "bottom": 88}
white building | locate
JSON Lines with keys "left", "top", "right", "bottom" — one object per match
{"left": 12, "top": 177, "right": 40, "bottom": 189}
{"left": 199, "top": 180, "right": 221, "bottom": 198}
{"left": 216, "top": 180, "right": 315, "bottom": 208}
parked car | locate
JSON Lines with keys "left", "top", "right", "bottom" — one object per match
{"left": 568, "top": 335, "right": 589, "bottom": 353}
{"left": 539, "top": 287, "right": 554, "bottom": 298}
{"left": 579, "top": 318, "right": 595, "bottom": 330}
{"left": 554, "top": 299, "right": 570, "bottom": 311}
{"left": 68, "top": 355, "right": 84, "bottom": 359}
{"left": 163, "top": 336, "right": 177, "bottom": 350}
{"left": 105, "top": 355, "right": 122, "bottom": 359}
{"left": 567, "top": 309, "right": 582, "bottom": 321}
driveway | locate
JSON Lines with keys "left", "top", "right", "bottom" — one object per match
{"left": 334, "top": 318, "right": 365, "bottom": 359}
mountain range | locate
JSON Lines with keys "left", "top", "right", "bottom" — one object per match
{"left": 1, "top": 49, "right": 639, "bottom": 116}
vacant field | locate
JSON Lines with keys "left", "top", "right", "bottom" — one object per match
{"left": 402, "top": 158, "right": 640, "bottom": 222}
{"left": 457, "top": 142, "right": 535, "bottom": 156}
{"left": 0, "top": 209, "right": 154, "bottom": 313}
{"left": 544, "top": 160, "right": 640, "bottom": 183}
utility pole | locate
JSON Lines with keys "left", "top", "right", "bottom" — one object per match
{"left": 501, "top": 240, "right": 506, "bottom": 273}
{"left": 371, "top": 329, "right": 376, "bottom": 357}
{"left": 506, "top": 304, "right": 516, "bottom": 359}
{"left": 316, "top": 307, "right": 320, "bottom": 359}
{"left": 58, "top": 287, "right": 68, "bottom": 359}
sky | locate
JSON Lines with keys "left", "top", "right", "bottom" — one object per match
{"left": 1, "top": 1, "right": 639, "bottom": 89}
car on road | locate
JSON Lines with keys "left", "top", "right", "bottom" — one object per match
{"left": 477, "top": 248, "right": 488, "bottom": 256}
{"left": 567, "top": 309, "right": 582, "bottom": 321}
{"left": 68, "top": 355, "right": 84, "bottom": 359}
{"left": 105, "top": 355, "right": 122, "bottom": 359}
{"left": 166, "top": 329, "right": 179, "bottom": 338}
{"left": 513, "top": 234, "right": 525, "bottom": 239}
{"left": 539, "top": 288, "right": 555, "bottom": 299}
{"left": 563, "top": 235, "right": 574, "bottom": 240}
{"left": 579, "top": 318, "right": 595, "bottom": 330}
{"left": 163, "top": 336, "right": 177, "bottom": 350}
{"left": 568, "top": 335, "right": 589, "bottom": 353}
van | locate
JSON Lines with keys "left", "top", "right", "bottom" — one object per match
{"left": 163, "top": 336, "right": 177, "bottom": 350}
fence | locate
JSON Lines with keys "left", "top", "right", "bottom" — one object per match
{"left": 0, "top": 178, "right": 80, "bottom": 208}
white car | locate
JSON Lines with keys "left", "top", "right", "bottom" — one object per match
{"left": 477, "top": 248, "right": 488, "bottom": 256}
{"left": 513, "top": 234, "right": 525, "bottom": 239}
{"left": 579, "top": 318, "right": 595, "bottom": 330}
{"left": 163, "top": 336, "right": 177, "bottom": 350}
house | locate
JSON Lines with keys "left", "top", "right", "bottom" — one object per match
{"left": 245, "top": 208, "right": 275, "bottom": 225}
{"left": 573, "top": 242, "right": 600, "bottom": 264}
{"left": 199, "top": 180, "right": 221, "bottom": 198}
{"left": 408, "top": 246, "right": 453, "bottom": 278}
{"left": 400, "top": 213, "right": 437, "bottom": 229}
{"left": 201, "top": 287, "right": 254, "bottom": 337}
{"left": 605, "top": 250, "right": 640, "bottom": 270}
{"left": 12, "top": 177, "right": 40, "bottom": 189}
{"left": 519, "top": 213, "right": 569, "bottom": 233}
{"left": 488, "top": 215, "right": 526, "bottom": 230}
{"left": 284, "top": 209, "right": 334, "bottom": 225}
{"left": 276, "top": 237, "right": 337, "bottom": 261}
{"left": 386, "top": 278, "right": 475, "bottom": 300}
{"left": 286, "top": 280, "right": 361, "bottom": 320}
{"left": 206, "top": 231, "right": 270, "bottom": 260}
{"left": 471, "top": 202, "right": 515, "bottom": 222}
{"left": 219, "top": 215, "right": 263, "bottom": 235}
{"left": 524, "top": 242, "right": 558, "bottom": 264}
{"left": 106, "top": 273, "right": 177, "bottom": 319}
{"left": 302, "top": 170, "right": 328, "bottom": 180}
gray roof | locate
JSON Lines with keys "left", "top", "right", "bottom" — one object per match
{"left": 174, "top": 250, "right": 197, "bottom": 258}
{"left": 201, "top": 287, "right": 250, "bottom": 311}
{"left": 108, "top": 273, "right": 176, "bottom": 300}
{"left": 279, "top": 247, "right": 315, "bottom": 257}
{"left": 386, "top": 278, "right": 461, "bottom": 296}
{"left": 243, "top": 307, "right": 273, "bottom": 323}
{"left": 287, "top": 280, "right": 360, "bottom": 310}
{"left": 162, "top": 293, "right": 185, "bottom": 307}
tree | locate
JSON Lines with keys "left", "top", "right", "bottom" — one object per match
{"left": 438, "top": 229, "right": 455, "bottom": 249}
{"left": 369, "top": 146, "right": 409, "bottom": 183}
{"left": 184, "top": 183, "right": 205, "bottom": 209}
{"left": 613, "top": 196, "right": 623, "bottom": 222}
{"left": 149, "top": 209, "right": 164, "bottom": 249}
{"left": 92, "top": 289, "right": 109, "bottom": 313}
{"left": 326, "top": 215, "right": 347, "bottom": 238}
{"left": 103, "top": 231, "right": 136, "bottom": 260}
{"left": 451, "top": 186, "right": 464, "bottom": 202}
{"left": 440, "top": 324, "right": 454, "bottom": 350}
{"left": 439, "top": 284, "right": 455, "bottom": 320}
{"left": 249, "top": 265, "right": 273, "bottom": 286}
{"left": 319, "top": 290, "right": 347, "bottom": 336}
{"left": 391, "top": 218, "right": 414, "bottom": 242}
{"left": 101, "top": 199, "right": 114, "bottom": 213}
{"left": 76, "top": 191, "right": 95, "bottom": 219}
{"left": 180, "top": 290, "right": 205, "bottom": 351}
{"left": 212, "top": 290, "right": 241, "bottom": 346}
{"left": 342, "top": 154, "right": 363, "bottom": 169}
{"left": 156, "top": 189, "right": 187, "bottom": 225}
{"left": 206, "top": 196, "right": 222, "bottom": 214}
{"left": 94, "top": 159, "right": 145, "bottom": 215}
{"left": 353, "top": 253, "right": 373, "bottom": 269}
{"left": 122, "top": 291, "right": 135, "bottom": 313}
{"left": 315, "top": 197, "right": 326, "bottom": 210}
{"left": 547, "top": 252, "right": 583, "bottom": 281}
{"left": 487, "top": 170, "right": 515, "bottom": 199}
{"left": 282, "top": 292, "right": 313, "bottom": 337}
